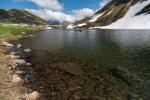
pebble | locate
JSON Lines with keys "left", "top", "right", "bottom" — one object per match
{"left": 11, "top": 63, "right": 18, "bottom": 69}
{"left": 10, "top": 52, "right": 16, "bottom": 55}
{"left": 19, "top": 97, "right": 26, "bottom": 100}
{"left": 26, "top": 63, "right": 32, "bottom": 66}
{"left": 16, "top": 71, "right": 24, "bottom": 74}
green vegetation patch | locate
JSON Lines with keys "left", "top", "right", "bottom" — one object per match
{"left": 0, "top": 24, "right": 38, "bottom": 40}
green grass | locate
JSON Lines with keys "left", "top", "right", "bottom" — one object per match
{"left": 0, "top": 24, "right": 41, "bottom": 40}
{"left": 0, "top": 25, "right": 31, "bottom": 35}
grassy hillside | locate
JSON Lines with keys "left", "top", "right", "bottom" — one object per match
{"left": 0, "top": 24, "right": 42, "bottom": 40}
{"left": 0, "top": 9, "right": 48, "bottom": 25}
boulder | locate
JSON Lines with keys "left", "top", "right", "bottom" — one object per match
{"left": 10, "top": 59, "right": 26, "bottom": 65}
{"left": 11, "top": 74, "right": 24, "bottom": 87}
{"left": 9, "top": 54, "right": 20, "bottom": 59}
{"left": 24, "top": 48, "right": 31, "bottom": 53}
{"left": 9, "top": 52, "right": 16, "bottom": 55}
{"left": 26, "top": 91, "right": 40, "bottom": 100}
{"left": 2, "top": 41, "right": 13, "bottom": 47}
{"left": 17, "top": 43, "right": 22, "bottom": 48}
{"left": 21, "top": 32, "right": 26, "bottom": 35}
{"left": 11, "top": 75, "right": 26, "bottom": 94}
{"left": 110, "top": 67, "right": 142, "bottom": 86}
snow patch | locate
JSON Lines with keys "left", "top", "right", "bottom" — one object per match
{"left": 77, "top": 23, "right": 87, "bottom": 27}
{"left": 66, "top": 24, "right": 75, "bottom": 29}
{"left": 100, "top": 0, "right": 150, "bottom": 29}
{"left": 89, "top": 12, "right": 105, "bottom": 22}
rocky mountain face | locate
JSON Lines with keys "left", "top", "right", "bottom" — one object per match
{"left": 0, "top": 9, "right": 48, "bottom": 25}
{"left": 73, "top": 0, "right": 150, "bottom": 28}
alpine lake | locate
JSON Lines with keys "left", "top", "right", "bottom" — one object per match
{"left": 9, "top": 29, "right": 150, "bottom": 100}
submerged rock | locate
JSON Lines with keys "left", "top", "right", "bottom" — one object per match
{"left": 25, "top": 63, "right": 32, "bottom": 66}
{"left": 24, "top": 49, "right": 31, "bottom": 53}
{"left": 110, "top": 67, "right": 142, "bottom": 86}
{"left": 52, "top": 62, "right": 83, "bottom": 76}
{"left": 26, "top": 91, "right": 40, "bottom": 100}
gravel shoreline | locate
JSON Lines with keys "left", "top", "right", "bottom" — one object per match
{"left": 0, "top": 37, "right": 41, "bottom": 100}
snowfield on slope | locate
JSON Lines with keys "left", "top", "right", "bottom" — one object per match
{"left": 99, "top": 0, "right": 150, "bottom": 29}
{"left": 89, "top": 12, "right": 105, "bottom": 22}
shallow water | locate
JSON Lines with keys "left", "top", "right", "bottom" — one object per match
{"left": 12, "top": 29, "right": 150, "bottom": 99}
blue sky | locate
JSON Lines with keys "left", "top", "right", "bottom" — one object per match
{"left": 0, "top": 0, "right": 110, "bottom": 22}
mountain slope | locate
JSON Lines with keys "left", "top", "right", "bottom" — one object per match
{"left": 0, "top": 9, "right": 48, "bottom": 25}
{"left": 72, "top": 0, "right": 150, "bottom": 29}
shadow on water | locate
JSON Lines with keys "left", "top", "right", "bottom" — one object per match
{"left": 10, "top": 29, "right": 150, "bottom": 100}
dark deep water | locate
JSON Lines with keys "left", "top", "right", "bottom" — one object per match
{"left": 12, "top": 29, "right": 150, "bottom": 99}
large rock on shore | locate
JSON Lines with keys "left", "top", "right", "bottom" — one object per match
{"left": 9, "top": 54, "right": 20, "bottom": 59}
{"left": 11, "top": 75, "right": 24, "bottom": 87}
{"left": 24, "top": 48, "right": 31, "bottom": 53}
{"left": 10, "top": 59, "right": 26, "bottom": 65}
{"left": 26, "top": 91, "right": 40, "bottom": 100}
{"left": 17, "top": 43, "right": 22, "bottom": 48}
{"left": 1, "top": 41, "right": 14, "bottom": 47}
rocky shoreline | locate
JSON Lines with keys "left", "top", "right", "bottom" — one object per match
{"left": 0, "top": 32, "right": 146, "bottom": 100}
{"left": 1, "top": 38, "right": 41, "bottom": 100}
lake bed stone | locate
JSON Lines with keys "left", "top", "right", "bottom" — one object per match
{"left": 24, "top": 49, "right": 31, "bottom": 53}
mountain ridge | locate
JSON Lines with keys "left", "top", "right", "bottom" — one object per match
{"left": 71, "top": 0, "right": 150, "bottom": 29}
{"left": 0, "top": 9, "right": 48, "bottom": 25}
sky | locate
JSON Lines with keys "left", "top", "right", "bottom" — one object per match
{"left": 0, "top": 0, "right": 111, "bottom": 22}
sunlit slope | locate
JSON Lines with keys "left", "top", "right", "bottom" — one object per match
{"left": 0, "top": 9, "right": 48, "bottom": 25}
{"left": 73, "top": 0, "right": 150, "bottom": 29}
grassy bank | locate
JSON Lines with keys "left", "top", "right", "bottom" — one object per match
{"left": 0, "top": 24, "right": 42, "bottom": 40}
{"left": 0, "top": 23, "right": 43, "bottom": 99}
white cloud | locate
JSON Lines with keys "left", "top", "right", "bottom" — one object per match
{"left": 26, "top": 8, "right": 94, "bottom": 22}
{"left": 14, "top": 0, "right": 63, "bottom": 11}
{"left": 27, "top": 0, "right": 63, "bottom": 11}
{"left": 14, "top": 0, "right": 95, "bottom": 22}
{"left": 72, "top": 8, "right": 94, "bottom": 20}
{"left": 26, "top": 9, "right": 75, "bottom": 22}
